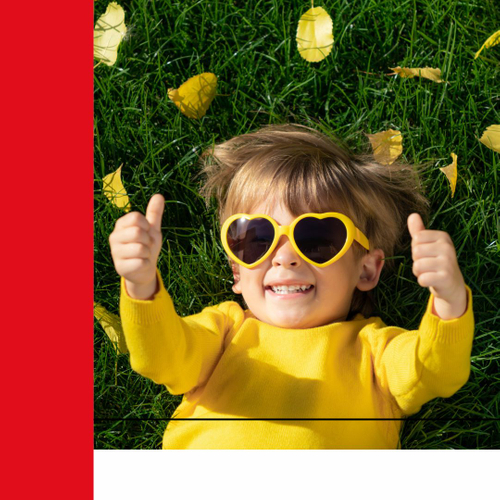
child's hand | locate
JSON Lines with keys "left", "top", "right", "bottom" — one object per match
{"left": 109, "top": 194, "right": 165, "bottom": 300}
{"left": 408, "top": 213, "right": 467, "bottom": 320}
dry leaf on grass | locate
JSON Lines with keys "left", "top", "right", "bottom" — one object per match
{"left": 103, "top": 164, "right": 131, "bottom": 211}
{"left": 168, "top": 73, "right": 217, "bottom": 119}
{"left": 296, "top": 6, "right": 334, "bottom": 62}
{"left": 475, "top": 30, "right": 500, "bottom": 59}
{"left": 389, "top": 66, "right": 444, "bottom": 83}
{"left": 478, "top": 125, "right": 500, "bottom": 153}
{"left": 439, "top": 153, "right": 458, "bottom": 198}
{"left": 94, "top": 2, "right": 127, "bottom": 66}
{"left": 366, "top": 129, "right": 403, "bottom": 165}
{"left": 94, "top": 303, "right": 128, "bottom": 354}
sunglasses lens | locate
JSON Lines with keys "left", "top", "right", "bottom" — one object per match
{"left": 294, "top": 217, "right": 347, "bottom": 264}
{"left": 226, "top": 217, "right": 275, "bottom": 265}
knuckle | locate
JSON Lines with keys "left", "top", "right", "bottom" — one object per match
{"left": 131, "top": 226, "right": 144, "bottom": 240}
{"left": 121, "top": 212, "right": 136, "bottom": 223}
{"left": 440, "top": 233, "right": 452, "bottom": 245}
{"left": 129, "top": 211, "right": 142, "bottom": 220}
{"left": 129, "top": 259, "right": 147, "bottom": 273}
{"left": 131, "top": 258, "right": 144, "bottom": 269}
{"left": 438, "top": 237, "right": 449, "bottom": 248}
{"left": 131, "top": 242, "right": 148, "bottom": 256}
{"left": 125, "top": 211, "right": 144, "bottom": 226}
{"left": 113, "top": 216, "right": 125, "bottom": 229}
{"left": 418, "top": 274, "right": 428, "bottom": 287}
{"left": 109, "top": 241, "right": 119, "bottom": 256}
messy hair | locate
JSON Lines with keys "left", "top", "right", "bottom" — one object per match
{"left": 197, "top": 123, "right": 430, "bottom": 318}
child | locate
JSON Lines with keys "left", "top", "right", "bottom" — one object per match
{"left": 109, "top": 123, "right": 474, "bottom": 449}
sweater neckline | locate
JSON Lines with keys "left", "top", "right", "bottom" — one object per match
{"left": 242, "top": 311, "right": 372, "bottom": 333}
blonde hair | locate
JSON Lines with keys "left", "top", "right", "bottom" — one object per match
{"left": 197, "top": 123, "right": 430, "bottom": 318}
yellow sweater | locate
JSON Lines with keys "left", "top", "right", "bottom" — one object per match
{"left": 120, "top": 273, "right": 474, "bottom": 449}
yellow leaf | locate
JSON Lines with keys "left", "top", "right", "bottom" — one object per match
{"left": 94, "top": 2, "right": 127, "bottom": 66}
{"left": 366, "top": 129, "right": 403, "bottom": 165}
{"left": 439, "top": 153, "right": 458, "bottom": 198}
{"left": 103, "top": 164, "right": 131, "bottom": 211}
{"left": 479, "top": 124, "right": 500, "bottom": 153}
{"left": 389, "top": 66, "right": 444, "bottom": 83}
{"left": 296, "top": 6, "right": 334, "bottom": 62}
{"left": 475, "top": 30, "right": 500, "bottom": 59}
{"left": 168, "top": 73, "right": 217, "bottom": 119}
{"left": 94, "top": 302, "right": 128, "bottom": 354}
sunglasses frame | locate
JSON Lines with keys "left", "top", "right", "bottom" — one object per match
{"left": 221, "top": 212, "right": 370, "bottom": 269}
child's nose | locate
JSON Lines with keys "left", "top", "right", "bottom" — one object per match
{"left": 271, "top": 236, "right": 302, "bottom": 268}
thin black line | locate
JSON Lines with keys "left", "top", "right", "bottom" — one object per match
{"left": 94, "top": 417, "right": 500, "bottom": 422}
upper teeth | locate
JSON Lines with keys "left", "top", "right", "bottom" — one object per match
{"left": 270, "top": 285, "right": 312, "bottom": 294}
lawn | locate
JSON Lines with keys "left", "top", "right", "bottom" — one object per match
{"left": 94, "top": 0, "right": 500, "bottom": 449}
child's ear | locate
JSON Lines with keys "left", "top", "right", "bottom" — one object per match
{"left": 231, "top": 260, "right": 242, "bottom": 294}
{"left": 356, "top": 248, "right": 385, "bottom": 292}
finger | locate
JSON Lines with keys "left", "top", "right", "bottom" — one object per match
{"left": 116, "top": 258, "right": 152, "bottom": 278}
{"left": 111, "top": 226, "right": 152, "bottom": 246}
{"left": 115, "top": 242, "right": 151, "bottom": 260}
{"left": 413, "top": 257, "right": 441, "bottom": 276}
{"left": 412, "top": 241, "right": 443, "bottom": 259}
{"left": 146, "top": 194, "right": 165, "bottom": 233}
{"left": 411, "top": 230, "right": 452, "bottom": 246}
{"left": 407, "top": 213, "right": 426, "bottom": 239}
{"left": 416, "top": 271, "right": 442, "bottom": 289}
{"left": 115, "top": 211, "right": 150, "bottom": 231}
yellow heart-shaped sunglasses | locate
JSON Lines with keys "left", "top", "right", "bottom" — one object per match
{"left": 221, "top": 213, "right": 370, "bottom": 269}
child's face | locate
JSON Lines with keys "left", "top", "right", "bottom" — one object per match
{"left": 231, "top": 202, "right": 384, "bottom": 329}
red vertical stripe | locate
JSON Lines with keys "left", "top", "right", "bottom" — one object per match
{"left": 1, "top": 2, "right": 93, "bottom": 497}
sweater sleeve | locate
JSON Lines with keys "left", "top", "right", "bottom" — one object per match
{"left": 119, "top": 270, "right": 245, "bottom": 395}
{"left": 367, "top": 285, "right": 474, "bottom": 416}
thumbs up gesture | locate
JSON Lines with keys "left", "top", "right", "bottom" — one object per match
{"left": 408, "top": 213, "right": 468, "bottom": 320}
{"left": 109, "top": 194, "right": 165, "bottom": 300}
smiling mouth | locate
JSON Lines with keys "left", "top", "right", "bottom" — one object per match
{"left": 265, "top": 285, "right": 314, "bottom": 296}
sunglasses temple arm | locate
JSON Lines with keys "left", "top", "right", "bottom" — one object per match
{"left": 354, "top": 227, "right": 370, "bottom": 250}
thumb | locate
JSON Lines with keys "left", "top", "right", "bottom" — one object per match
{"left": 145, "top": 194, "right": 165, "bottom": 232}
{"left": 407, "top": 213, "right": 426, "bottom": 239}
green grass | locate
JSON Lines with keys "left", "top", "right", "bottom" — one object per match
{"left": 94, "top": 0, "right": 500, "bottom": 449}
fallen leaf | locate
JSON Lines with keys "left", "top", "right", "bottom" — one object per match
{"left": 296, "top": 6, "right": 334, "bottom": 62}
{"left": 94, "top": 302, "right": 128, "bottom": 354}
{"left": 479, "top": 124, "right": 500, "bottom": 153}
{"left": 103, "top": 164, "right": 131, "bottom": 211}
{"left": 168, "top": 73, "right": 217, "bottom": 119}
{"left": 94, "top": 2, "right": 127, "bottom": 66}
{"left": 439, "top": 153, "right": 458, "bottom": 198}
{"left": 389, "top": 66, "right": 444, "bottom": 83}
{"left": 366, "top": 129, "right": 403, "bottom": 165}
{"left": 475, "top": 30, "right": 500, "bottom": 59}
